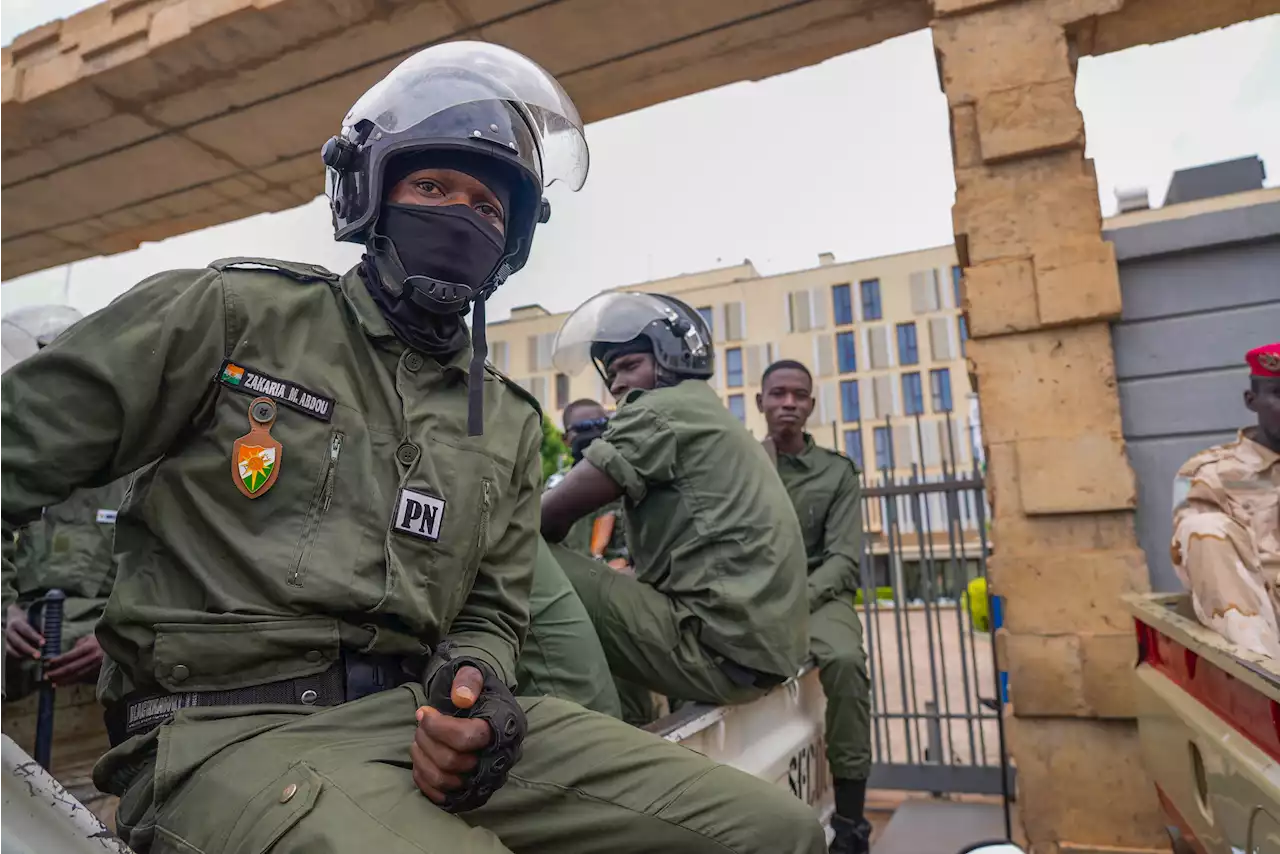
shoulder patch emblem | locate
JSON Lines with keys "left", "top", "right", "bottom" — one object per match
{"left": 233, "top": 397, "right": 283, "bottom": 498}
{"left": 96, "top": 509, "right": 117, "bottom": 525}
{"left": 218, "top": 360, "right": 334, "bottom": 422}
{"left": 393, "top": 487, "right": 447, "bottom": 542}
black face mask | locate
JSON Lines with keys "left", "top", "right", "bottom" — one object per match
{"left": 379, "top": 202, "right": 506, "bottom": 296}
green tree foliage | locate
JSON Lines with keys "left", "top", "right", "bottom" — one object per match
{"left": 540, "top": 416, "right": 569, "bottom": 482}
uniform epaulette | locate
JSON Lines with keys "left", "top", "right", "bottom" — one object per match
{"left": 816, "top": 443, "right": 861, "bottom": 475}
{"left": 209, "top": 257, "right": 339, "bottom": 283}
{"left": 1175, "top": 441, "right": 1236, "bottom": 479}
{"left": 484, "top": 363, "right": 542, "bottom": 417}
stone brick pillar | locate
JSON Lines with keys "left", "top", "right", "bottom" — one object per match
{"left": 932, "top": 1, "right": 1166, "bottom": 850}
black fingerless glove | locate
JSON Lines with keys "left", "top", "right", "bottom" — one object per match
{"left": 425, "top": 649, "right": 528, "bottom": 813}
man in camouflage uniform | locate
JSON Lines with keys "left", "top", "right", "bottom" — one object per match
{"left": 1172, "top": 341, "right": 1280, "bottom": 658}
{"left": 758, "top": 360, "right": 873, "bottom": 854}
{"left": 3, "top": 307, "right": 132, "bottom": 698}
{"left": 1, "top": 43, "right": 823, "bottom": 854}
{"left": 541, "top": 292, "right": 810, "bottom": 725}
{"left": 559, "top": 400, "right": 628, "bottom": 566}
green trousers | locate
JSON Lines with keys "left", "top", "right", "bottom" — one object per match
{"left": 514, "top": 539, "right": 622, "bottom": 719}
{"left": 810, "top": 595, "right": 872, "bottom": 780}
{"left": 101, "top": 688, "right": 826, "bottom": 854}
{"left": 550, "top": 544, "right": 764, "bottom": 714}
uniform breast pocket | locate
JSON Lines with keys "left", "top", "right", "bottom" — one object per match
{"left": 1246, "top": 486, "right": 1279, "bottom": 556}
{"left": 389, "top": 441, "right": 506, "bottom": 626}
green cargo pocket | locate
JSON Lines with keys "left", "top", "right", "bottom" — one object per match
{"left": 152, "top": 617, "right": 340, "bottom": 692}
{"left": 154, "top": 762, "right": 322, "bottom": 854}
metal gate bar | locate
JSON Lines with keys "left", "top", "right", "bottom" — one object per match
{"left": 855, "top": 413, "right": 1013, "bottom": 807}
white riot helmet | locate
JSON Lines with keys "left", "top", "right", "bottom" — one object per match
{"left": 2, "top": 305, "right": 82, "bottom": 373}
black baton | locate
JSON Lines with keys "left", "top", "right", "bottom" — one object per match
{"left": 34, "top": 588, "right": 66, "bottom": 771}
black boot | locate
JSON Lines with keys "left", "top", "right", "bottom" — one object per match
{"left": 829, "top": 814, "right": 872, "bottom": 854}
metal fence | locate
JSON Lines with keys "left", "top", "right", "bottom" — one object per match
{"left": 857, "top": 414, "right": 1013, "bottom": 818}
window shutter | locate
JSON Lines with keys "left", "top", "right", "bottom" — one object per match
{"left": 530, "top": 377, "right": 548, "bottom": 408}
{"left": 929, "top": 318, "right": 952, "bottom": 361}
{"left": 746, "top": 345, "right": 763, "bottom": 384}
{"left": 873, "top": 375, "right": 896, "bottom": 417}
{"left": 815, "top": 336, "right": 835, "bottom": 378}
{"left": 869, "top": 328, "right": 890, "bottom": 370}
{"left": 789, "top": 291, "right": 812, "bottom": 333}
{"left": 810, "top": 288, "right": 827, "bottom": 330}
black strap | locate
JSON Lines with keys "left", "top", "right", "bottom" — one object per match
{"left": 467, "top": 295, "right": 489, "bottom": 437}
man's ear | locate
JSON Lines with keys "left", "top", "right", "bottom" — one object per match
{"left": 755, "top": 393, "right": 764, "bottom": 413}
{"left": 1245, "top": 388, "right": 1258, "bottom": 414}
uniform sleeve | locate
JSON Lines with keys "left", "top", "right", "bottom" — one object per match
{"left": 2, "top": 269, "right": 229, "bottom": 608}
{"left": 582, "top": 401, "right": 677, "bottom": 502}
{"left": 432, "top": 411, "right": 542, "bottom": 688}
{"left": 1171, "top": 463, "right": 1279, "bottom": 657}
{"left": 807, "top": 462, "right": 863, "bottom": 610}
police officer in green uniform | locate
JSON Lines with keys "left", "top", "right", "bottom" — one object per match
{"left": 559, "top": 400, "right": 627, "bottom": 564}
{"left": 540, "top": 292, "right": 810, "bottom": 723}
{"left": 2, "top": 307, "right": 130, "bottom": 698}
{"left": 758, "top": 360, "right": 873, "bottom": 854}
{"left": 1, "top": 43, "right": 823, "bottom": 854}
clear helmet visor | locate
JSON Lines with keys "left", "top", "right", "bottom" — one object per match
{"left": 552, "top": 292, "right": 678, "bottom": 375}
{"left": 344, "top": 41, "right": 588, "bottom": 191}
{"left": 3, "top": 305, "right": 83, "bottom": 349}
{"left": 1, "top": 320, "right": 38, "bottom": 374}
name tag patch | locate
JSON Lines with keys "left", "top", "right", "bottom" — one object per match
{"left": 393, "top": 488, "right": 447, "bottom": 542}
{"left": 96, "top": 509, "right": 117, "bottom": 524}
{"left": 218, "top": 360, "right": 334, "bottom": 422}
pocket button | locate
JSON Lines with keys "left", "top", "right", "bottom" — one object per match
{"left": 171, "top": 664, "right": 190, "bottom": 682}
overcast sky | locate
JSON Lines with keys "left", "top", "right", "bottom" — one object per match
{"left": 2, "top": 3, "right": 1277, "bottom": 322}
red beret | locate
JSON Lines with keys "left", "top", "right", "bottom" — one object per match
{"left": 1247, "top": 342, "right": 1280, "bottom": 378}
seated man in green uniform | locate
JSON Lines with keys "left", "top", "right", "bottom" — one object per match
{"left": 1, "top": 43, "right": 823, "bottom": 854}
{"left": 540, "top": 292, "right": 810, "bottom": 723}
{"left": 3, "top": 306, "right": 131, "bottom": 698}
{"left": 758, "top": 360, "right": 873, "bottom": 854}
{"left": 559, "top": 400, "right": 628, "bottom": 566}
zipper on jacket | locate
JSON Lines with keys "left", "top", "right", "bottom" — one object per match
{"left": 288, "top": 430, "right": 345, "bottom": 587}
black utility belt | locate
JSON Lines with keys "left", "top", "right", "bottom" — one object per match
{"left": 712, "top": 653, "right": 786, "bottom": 690}
{"left": 104, "top": 652, "right": 418, "bottom": 746}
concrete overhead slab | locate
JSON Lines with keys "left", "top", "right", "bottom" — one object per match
{"left": 0, "top": 0, "right": 935, "bottom": 280}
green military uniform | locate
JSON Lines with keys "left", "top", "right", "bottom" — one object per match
{"left": 4, "top": 478, "right": 130, "bottom": 698}
{"left": 563, "top": 499, "right": 627, "bottom": 562}
{"left": 550, "top": 379, "right": 810, "bottom": 723}
{"left": 1, "top": 259, "right": 824, "bottom": 854}
{"left": 774, "top": 434, "right": 871, "bottom": 784}
{"left": 514, "top": 537, "right": 622, "bottom": 718}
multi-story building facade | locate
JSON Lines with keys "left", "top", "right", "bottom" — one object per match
{"left": 489, "top": 243, "right": 976, "bottom": 477}
{"left": 489, "top": 244, "right": 981, "bottom": 600}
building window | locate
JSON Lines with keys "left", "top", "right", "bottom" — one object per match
{"left": 951, "top": 265, "right": 963, "bottom": 308}
{"left": 840, "top": 380, "right": 860, "bottom": 423}
{"left": 958, "top": 315, "right": 969, "bottom": 357}
{"left": 727, "top": 394, "right": 746, "bottom": 423}
{"left": 726, "top": 347, "right": 744, "bottom": 388}
{"left": 930, "top": 368, "right": 953, "bottom": 413}
{"left": 697, "top": 306, "right": 714, "bottom": 337}
{"left": 897, "top": 322, "right": 919, "bottom": 366}
{"left": 873, "top": 426, "right": 892, "bottom": 470}
{"left": 843, "top": 429, "right": 864, "bottom": 468}
{"left": 836, "top": 331, "right": 857, "bottom": 373}
{"left": 902, "top": 371, "right": 924, "bottom": 415}
{"left": 555, "top": 373, "right": 570, "bottom": 411}
{"left": 527, "top": 332, "right": 555, "bottom": 371}
{"left": 860, "top": 279, "right": 882, "bottom": 321}
{"left": 832, "top": 284, "right": 853, "bottom": 326}
{"left": 490, "top": 341, "right": 509, "bottom": 372}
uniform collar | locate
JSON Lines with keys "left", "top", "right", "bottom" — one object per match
{"left": 775, "top": 432, "right": 818, "bottom": 469}
{"left": 339, "top": 265, "right": 473, "bottom": 384}
{"left": 1240, "top": 428, "right": 1280, "bottom": 470}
